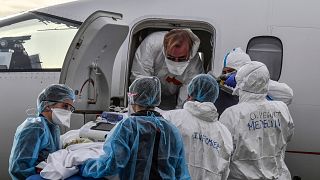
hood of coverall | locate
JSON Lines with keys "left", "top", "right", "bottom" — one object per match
{"left": 225, "top": 47, "right": 251, "bottom": 70}
{"left": 184, "top": 101, "right": 219, "bottom": 122}
{"left": 234, "top": 61, "right": 270, "bottom": 95}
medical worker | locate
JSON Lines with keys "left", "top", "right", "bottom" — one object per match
{"left": 219, "top": 61, "right": 294, "bottom": 180}
{"left": 81, "top": 76, "right": 190, "bottom": 179}
{"left": 9, "top": 84, "right": 75, "bottom": 180}
{"left": 215, "top": 47, "right": 294, "bottom": 115}
{"left": 163, "top": 74, "right": 233, "bottom": 180}
{"left": 221, "top": 47, "right": 293, "bottom": 105}
{"left": 131, "top": 29, "right": 204, "bottom": 110}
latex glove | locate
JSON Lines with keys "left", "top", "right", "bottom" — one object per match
{"left": 225, "top": 73, "right": 236, "bottom": 88}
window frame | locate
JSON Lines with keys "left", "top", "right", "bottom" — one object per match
{"left": 246, "top": 36, "right": 283, "bottom": 81}
{"left": 0, "top": 11, "right": 81, "bottom": 72}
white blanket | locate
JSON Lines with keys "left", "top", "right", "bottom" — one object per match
{"left": 40, "top": 142, "right": 104, "bottom": 180}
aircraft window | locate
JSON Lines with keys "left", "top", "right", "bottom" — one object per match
{"left": 246, "top": 36, "right": 283, "bottom": 81}
{"left": 0, "top": 12, "right": 80, "bottom": 71}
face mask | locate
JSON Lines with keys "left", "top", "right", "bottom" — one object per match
{"left": 164, "top": 57, "right": 189, "bottom": 76}
{"left": 51, "top": 108, "right": 72, "bottom": 128}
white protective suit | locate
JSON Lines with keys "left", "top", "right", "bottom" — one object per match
{"left": 219, "top": 61, "right": 294, "bottom": 180}
{"left": 131, "top": 30, "right": 204, "bottom": 109}
{"left": 225, "top": 47, "right": 293, "bottom": 105}
{"left": 163, "top": 101, "right": 233, "bottom": 180}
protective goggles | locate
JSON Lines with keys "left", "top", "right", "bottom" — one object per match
{"left": 166, "top": 55, "right": 189, "bottom": 62}
{"left": 47, "top": 100, "right": 75, "bottom": 113}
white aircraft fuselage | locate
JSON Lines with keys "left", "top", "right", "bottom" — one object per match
{"left": 0, "top": 0, "right": 319, "bottom": 179}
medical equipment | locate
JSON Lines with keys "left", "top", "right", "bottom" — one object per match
{"left": 101, "top": 111, "right": 126, "bottom": 123}
{"left": 79, "top": 112, "right": 127, "bottom": 142}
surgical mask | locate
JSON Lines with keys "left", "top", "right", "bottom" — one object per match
{"left": 164, "top": 57, "right": 189, "bottom": 75}
{"left": 51, "top": 108, "right": 72, "bottom": 128}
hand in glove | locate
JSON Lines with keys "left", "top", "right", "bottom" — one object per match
{"left": 225, "top": 73, "right": 236, "bottom": 88}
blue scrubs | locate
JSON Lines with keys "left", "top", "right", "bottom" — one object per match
{"left": 9, "top": 115, "right": 60, "bottom": 180}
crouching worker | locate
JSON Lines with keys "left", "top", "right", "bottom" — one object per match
{"left": 80, "top": 76, "right": 190, "bottom": 179}
{"left": 163, "top": 74, "right": 233, "bottom": 180}
{"left": 9, "top": 84, "right": 75, "bottom": 180}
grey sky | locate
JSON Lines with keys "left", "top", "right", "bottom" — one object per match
{"left": 0, "top": 0, "right": 76, "bottom": 17}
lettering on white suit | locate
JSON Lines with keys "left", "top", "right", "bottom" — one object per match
{"left": 192, "top": 132, "right": 220, "bottom": 151}
{"left": 247, "top": 111, "right": 282, "bottom": 131}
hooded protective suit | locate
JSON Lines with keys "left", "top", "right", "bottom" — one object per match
{"left": 131, "top": 30, "right": 204, "bottom": 109}
{"left": 224, "top": 47, "right": 293, "bottom": 105}
{"left": 219, "top": 61, "right": 294, "bottom": 180}
{"left": 163, "top": 74, "right": 233, "bottom": 180}
{"left": 164, "top": 101, "right": 233, "bottom": 180}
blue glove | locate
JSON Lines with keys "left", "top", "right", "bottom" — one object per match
{"left": 225, "top": 73, "right": 236, "bottom": 88}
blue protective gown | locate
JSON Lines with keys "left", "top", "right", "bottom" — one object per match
{"left": 81, "top": 110, "right": 190, "bottom": 180}
{"left": 9, "top": 115, "right": 60, "bottom": 180}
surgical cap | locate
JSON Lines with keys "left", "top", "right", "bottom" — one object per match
{"left": 235, "top": 61, "right": 270, "bottom": 94}
{"left": 128, "top": 76, "right": 161, "bottom": 107}
{"left": 188, "top": 74, "right": 219, "bottom": 103}
{"left": 224, "top": 47, "right": 251, "bottom": 70}
{"left": 37, "top": 84, "right": 75, "bottom": 113}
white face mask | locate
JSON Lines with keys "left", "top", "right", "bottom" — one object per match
{"left": 164, "top": 57, "right": 190, "bottom": 76}
{"left": 51, "top": 108, "right": 72, "bottom": 128}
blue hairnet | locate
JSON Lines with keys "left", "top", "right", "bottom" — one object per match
{"left": 128, "top": 76, "right": 161, "bottom": 107}
{"left": 188, "top": 74, "right": 219, "bottom": 103}
{"left": 37, "top": 84, "right": 75, "bottom": 114}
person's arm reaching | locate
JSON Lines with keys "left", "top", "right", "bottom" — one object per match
{"left": 130, "top": 32, "right": 166, "bottom": 82}
{"left": 80, "top": 121, "right": 131, "bottom": 178}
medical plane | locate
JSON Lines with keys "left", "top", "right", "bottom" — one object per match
{"left": 0, "top": 0, "right": 319, "bottom": 179}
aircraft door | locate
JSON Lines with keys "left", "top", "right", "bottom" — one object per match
{"left": 60, "top": 11, "right": 129, "bottom": 113}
